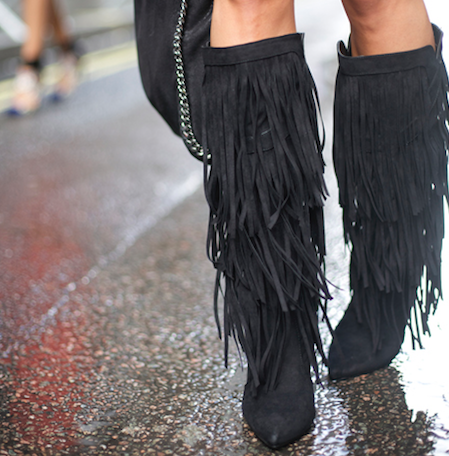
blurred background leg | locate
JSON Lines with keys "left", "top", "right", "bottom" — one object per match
{"left": 10, "top": 0, "right": 50, "bottom": 114}
{"left": 49, "top": 0, "right": 81, "bottom": 99}
{"left": 20, "top": 0, "right": 50, "bottom": 62}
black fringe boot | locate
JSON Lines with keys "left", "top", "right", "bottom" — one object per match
{"left": 329, "top": 25, "right": 449, "bottom": 380}
{"left": 202, "top": 34, "right": 331, "bottom": 448}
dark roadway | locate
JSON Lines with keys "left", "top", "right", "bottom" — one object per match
{"left": 0, "top": 0, "right": 448, "bottom": 454}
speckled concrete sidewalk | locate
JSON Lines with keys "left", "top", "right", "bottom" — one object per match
{"left": 1, "top": 185, "right": 446, "bottom": 455}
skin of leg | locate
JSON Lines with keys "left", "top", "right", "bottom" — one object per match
{"left": 341, "top": 0, "right": 435, "bottom": 56}
{"left": 210, "top": 0, "right": 296, "bottom": 47}
{"left": 48, "top": 0, "right": 71, "bottom": 48}
{"left": 20, "top": 0, "right": 51, "bottom": 62}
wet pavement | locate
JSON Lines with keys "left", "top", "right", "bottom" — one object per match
{"left": 0, "top": 0, "right": 449, "bottom": 454}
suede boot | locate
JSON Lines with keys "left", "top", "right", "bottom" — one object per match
{"left": 329, "top": 25, "right": 449, "bottom": 380}
{"left": 201, "top": 34, "right": 331, "bottom": 448}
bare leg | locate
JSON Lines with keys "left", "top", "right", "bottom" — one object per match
{"left": 10, "top": 0, "right": 50, "bottom": 114}
{"left": 20, "top": 0, "right": 51, "bottom": 62}
{"left": 210, "top": 0, "right": 296, "bottom": 47}
{"left": 48, "top": 0, "right": 71, "bottom": 48}
{"left": 11, "top": 0, "right": 77, "bottom": 114}
{"left": 341, "top": 0, "right": 435, "bottom": 56}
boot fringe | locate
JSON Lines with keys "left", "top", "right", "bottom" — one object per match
{"left": 333, "top": 26, "right": 449, "bottom": 350}
{"left": 202, "top": 34, "right": 331, "bottom": 391}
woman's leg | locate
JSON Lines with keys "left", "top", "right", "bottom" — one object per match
{"left": 329, "top": 0, "right": 448, "bottom": 379}
{"left": 9, "top": 0, "right": 51, "bottom": 115}
{"left": 11, "top": 0, "right": 80, "bottom": 114}
{"left": 203, "top": 0, "right": 329, "bottom": 449}
{"left": 48, "top": 0, "right": 71, "bottom": 49}
{"left": 20, "top": 0, "right": 50, "bottom": 64}
{"left": 210, "top": 0, "right": 296, "bottom": 47}
{"left": 341, "top": 0, "right": 434, "bottom": 56}
{"left": 48, "top": 0, "right": 81, "bottom": 97}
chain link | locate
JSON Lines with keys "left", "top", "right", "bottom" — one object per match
{"left": 173, "top": 0, "right": 209, "bottom": 161}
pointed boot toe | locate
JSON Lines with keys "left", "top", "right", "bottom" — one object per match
{"left": 243, "top": 382, "right": 315, "bottom": 449}
{"left": 242, "top": 320, "right": 316, "bottom": 450}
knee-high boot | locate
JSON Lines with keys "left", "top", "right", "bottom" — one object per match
{"left": 329, "top": 25, "right": 449, "bottom": 380}
{"left": 201, "top": 34, "right": 331, "bottom": 448}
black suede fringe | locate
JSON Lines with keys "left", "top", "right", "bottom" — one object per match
{"left": 201, "top": 34, "right": 331, "bottom": 392}
{"left": 333, "top": 26, "right": 449, "bottom": 350}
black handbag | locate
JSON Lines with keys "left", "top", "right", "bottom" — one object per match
{"left": 134, "top": 0, "right": 213, "bottom": 161}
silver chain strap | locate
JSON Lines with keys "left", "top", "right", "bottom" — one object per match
{"left": 173, "top": 0, "right": 208, "bottom": 161}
